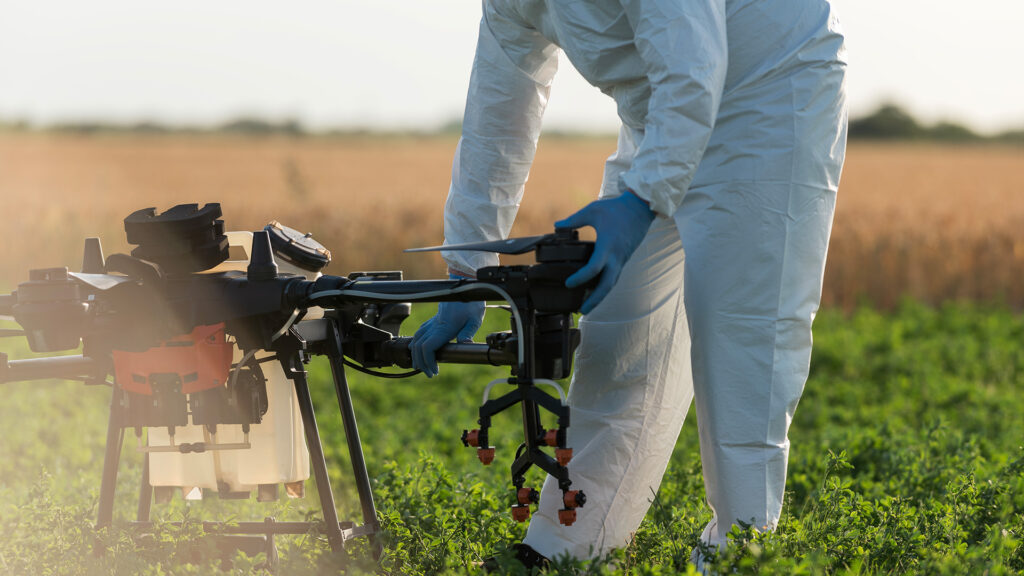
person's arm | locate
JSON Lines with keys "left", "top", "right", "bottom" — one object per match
{"left": 442, "top": 2, "right": 560, "bottom": 278}
{"left": 551, "top": 0, "right": 727, "bottom": 314}
{"left": 411, "top": 4, "right": 558, "bottom": 377}
{"left": 616, "top": 0, "right": 728, "bottom": 217}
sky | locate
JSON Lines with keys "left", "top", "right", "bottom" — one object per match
{"left": 0, "top": 0, "right": 1021, "bottom": 135}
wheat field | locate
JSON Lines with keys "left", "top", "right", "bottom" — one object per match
{"left": 0, "top": 133, "right": 1021, "bottom": 310}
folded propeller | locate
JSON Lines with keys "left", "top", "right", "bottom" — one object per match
{"left": 404, "top": 228, "right": 587, "bottom": 258}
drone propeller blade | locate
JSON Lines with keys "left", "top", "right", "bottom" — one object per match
{"left": 405, "top": 234, "right": 551, "bottom": 256}
{"left": 68, "top": 272, "right": 135, "bottom": 291}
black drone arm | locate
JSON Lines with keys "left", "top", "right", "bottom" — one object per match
{"left": 380, "top": 338, "right": 517, "bottom": 368}
{"left": 0, "top": 339, "right": 510, "bottom": 385}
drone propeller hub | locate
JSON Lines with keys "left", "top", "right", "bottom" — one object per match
{"left": 124, "top": 203, "right": 229, "bottom": 274}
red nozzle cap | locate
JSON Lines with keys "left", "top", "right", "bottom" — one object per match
{"left": 517, "top": 487, "right": 539, "bottom": 506}
{"left": 563, "top": 490, "right": 585, "bottom": 509}
{"left": 544, "top": 429, "right": 560, "bottom": 447}
{"left": 512, "top": 505, "right": 531, "bottom": 523}
{"left": 558, "top": 509, "right": 577, "bottom": 526}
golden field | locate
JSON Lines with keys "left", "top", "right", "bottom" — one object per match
{"left": 0, "top": 133, "right": 1021, "bottom": 310}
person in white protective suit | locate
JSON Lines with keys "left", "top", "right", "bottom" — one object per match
{"left": 409, "top": 0, "right": 847, "bottom": 568}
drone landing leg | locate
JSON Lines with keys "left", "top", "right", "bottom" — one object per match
{"left": 291, "top": 368, "right": 347, "bottom": 552}
{"left": 96, "top": 388, "right": 125, "bottom": 531}
{"left": 137, "top": 452, "right": 153, "bottom": 522}
{"left": 327, "top": 321, "right": 381, "bottom": 559}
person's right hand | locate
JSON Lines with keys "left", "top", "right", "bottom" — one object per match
{"left": 409, "top": 298, "right": 485, "bottom": 378}
{"left": 556, "top": 190, "right": 655, "bottom": 314}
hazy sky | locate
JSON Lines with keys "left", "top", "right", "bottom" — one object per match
{"left": 1, "top": 0, "right": 1021, "bottom": 134}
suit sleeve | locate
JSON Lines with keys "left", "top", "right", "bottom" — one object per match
{"left": 617, "top": 0, "right": 728, "bottom": 217}
{"left": 442, "top": 2, "right": 560, "bottom": 277}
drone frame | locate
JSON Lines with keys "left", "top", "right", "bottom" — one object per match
{"left": 0, "top": 212, "right": 596, "bottom": 565}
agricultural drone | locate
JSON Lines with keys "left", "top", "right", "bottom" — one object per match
{"left": 0, "top": 204, "right": 592, "bottom": 563}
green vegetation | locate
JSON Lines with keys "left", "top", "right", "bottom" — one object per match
{"left": 1, "top": 301, "right": 1023, "bottom": 574}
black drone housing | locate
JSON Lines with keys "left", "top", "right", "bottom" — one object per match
{"left": 124, "top": 203, "right": 229, "bottom": 274}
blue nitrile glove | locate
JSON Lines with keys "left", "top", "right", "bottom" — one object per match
{"left": 410, "top": 276, "right": 486, "bottom": 378}
{"left": 556, "top": 190, "right": 656, "bottom": 314}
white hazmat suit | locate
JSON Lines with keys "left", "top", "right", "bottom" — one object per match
{"left": 441, "top": 0, "right": 848, "bottom": 561}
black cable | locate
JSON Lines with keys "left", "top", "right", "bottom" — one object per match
{"left": 342, "top": 358, "right": 422, "bottom": 379}
{"left": 515, "top": 442, "right": 527, "bottom": 460}
{"left": 236, "top": 352, "right": 420, "bottom": 378}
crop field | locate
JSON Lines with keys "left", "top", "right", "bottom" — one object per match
{"left": 0, "top": 134, "right": 1023, "bottom": 574}
{"left": 0, "top": 134, "right": 1022, "bottom": 307}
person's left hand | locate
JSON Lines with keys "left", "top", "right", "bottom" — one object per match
{"left": 409, "top": 296, "right": 485, "bottom": 378}
{"left": 556, "top": 190, "right": 656, "bottom": 314}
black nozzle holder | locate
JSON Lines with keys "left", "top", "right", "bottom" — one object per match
{"left": 247, "top": 231, "right": 279, "bottom": 281}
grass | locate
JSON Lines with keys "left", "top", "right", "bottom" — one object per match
{"left": 1, "top": 301, "right": 1023, "bottom": 574}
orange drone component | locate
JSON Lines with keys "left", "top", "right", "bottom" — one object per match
{"left": 112, "top": 323, "right": 233, "bottom": 395}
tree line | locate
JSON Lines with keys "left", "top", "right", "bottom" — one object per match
{"left": 1, "top": 104, "right": 1021, "bottom": 144}
{"left": 849, "top": 104, "right": 1023, "bottom": 144}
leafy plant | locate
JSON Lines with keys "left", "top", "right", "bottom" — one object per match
{"left": 2, "top": 302, "right": 1023, "bottom": 573}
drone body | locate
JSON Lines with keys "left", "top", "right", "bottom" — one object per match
{"left": 0, "top": 203, "right": 595, "bottom": 562}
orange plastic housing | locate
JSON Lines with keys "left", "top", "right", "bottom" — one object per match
{"left": 112, "top": 323, "right": 233, "bottom": 395}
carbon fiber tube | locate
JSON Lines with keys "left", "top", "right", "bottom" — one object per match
{"left": 380, "top": 337, "right": 517, "bottom": 369}
{"left": 0, "top": 354, "right": 100, "bottom": 383}
{"left": 437, "top": 343, "right": 517, "bottom": 365}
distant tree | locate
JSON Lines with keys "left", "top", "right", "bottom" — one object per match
{"left": 994, "top": 129, "right": 1024, "bottom": 145}
{"left": 927, "top": 121, "right": 980, "bottom": 142}
{"left": 0, "top": 118, "right": 31, "bottom": 132}
{"left": 51, "top": 122, "right": 107, "bottom": 135}
{"left": 849, "top": 103, "right": 924, "bottom": 140}
{"left": 220, "top": 117, "right": 305, "bottom": 136}
{"left": 130, "top": 121, "right": 171, "bottom": 134}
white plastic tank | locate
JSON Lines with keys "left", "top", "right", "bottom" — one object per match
{"left": 147, "top": 230, "right": 316, "bottom": 498}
